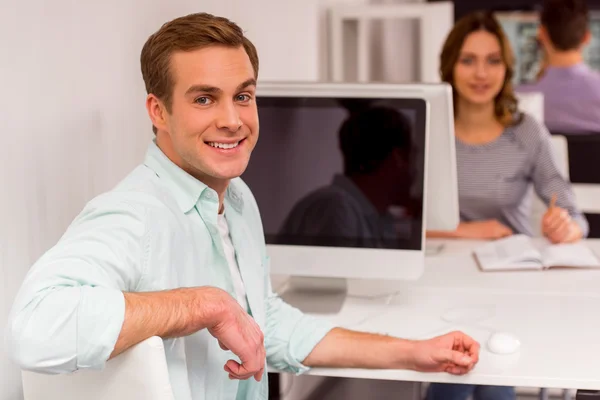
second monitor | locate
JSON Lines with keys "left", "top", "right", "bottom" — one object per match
{"left": 245, "top": 83, "right": 433, "bottom": 281}
{"left": 253, "top": 82, "right": 459, "bottom": 233}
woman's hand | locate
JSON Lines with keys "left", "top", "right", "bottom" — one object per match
{"left": 542, "top": 206, "right": 583, "bottom": 243}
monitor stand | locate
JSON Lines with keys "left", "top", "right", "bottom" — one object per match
{"left": 279, "top": 276, "right": 348, "bottom": 314}
{"left": 425, "top": 242, "right": 445, "bottom": 256}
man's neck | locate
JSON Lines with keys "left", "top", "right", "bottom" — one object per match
{"left": 547, "top": 50, "right": 584, "bottom": 68}
{"left": 349, "top": 174, "right": 395, "bottom": 213}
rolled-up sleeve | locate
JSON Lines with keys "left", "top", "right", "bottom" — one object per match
{"left": 262, "top": 257, "right": 334, "bottom": 375}
{"left": 5, "top": 194, "right": 147, "bottom": 373}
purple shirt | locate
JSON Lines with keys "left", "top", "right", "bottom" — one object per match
{"left": 517, "top": 63, "right": 600, "bottom": 134}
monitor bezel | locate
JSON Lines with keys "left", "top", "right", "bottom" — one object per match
{"left": 253, "top": 83, "right": 429, "bottom": 280}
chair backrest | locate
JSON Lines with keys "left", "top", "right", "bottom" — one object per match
{"left": 530, "top": 135, "right": 569, "bottom": 237}
{"left": 21, "top": 336, "right": 174, "bottom": 400}
{"left": 552, "top": 132, "right": 600, "bottom": 184}
{"left": 551, "top": 132, "right": 600, "bottom": 217}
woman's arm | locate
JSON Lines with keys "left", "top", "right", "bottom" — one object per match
{"left": 530, "top": 128, "right": 589, "bottom": 241}
{"left": 427, "top": 220, "right": 512, "bottom": 240}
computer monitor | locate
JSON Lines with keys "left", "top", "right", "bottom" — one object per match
{"left": 244, "top": 83, "right": 431, "bottom": 285}
{"left": 389, "top": 83, "right": 459, "bottom": 232}
{"left": 253, "top": 82, "right": 459, "bottom": 232}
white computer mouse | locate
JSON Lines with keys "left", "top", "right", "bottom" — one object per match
{"left": 487, "top": 332, "right": 521, "bottom": 355}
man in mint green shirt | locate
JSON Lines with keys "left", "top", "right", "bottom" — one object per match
{"left": 6, "top": 12, "right": 480, "bottom": 400}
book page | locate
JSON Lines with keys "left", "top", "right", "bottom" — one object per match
{"left": 541, "top": 242, "right": 600, "bottom": 268}
{"left": 474, "top": 234, "right": 543, "bottom": 271}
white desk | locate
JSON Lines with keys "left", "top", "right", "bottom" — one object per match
{"left": 273, "top": 239, "right": 600, "bottom": 391}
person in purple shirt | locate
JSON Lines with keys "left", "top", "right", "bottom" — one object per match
{"left": 518, "top": 0, "right": 600, "bottom": 134}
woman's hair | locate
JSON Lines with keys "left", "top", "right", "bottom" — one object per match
{"left": 439, "top": 11, "right": 519, "bottom": 126}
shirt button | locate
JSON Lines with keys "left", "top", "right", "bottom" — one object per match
{"left": 205, "top": 191, "right": 214, "bottom": 200}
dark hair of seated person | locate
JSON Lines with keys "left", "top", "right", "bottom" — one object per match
{"left": 541, "top": 0, "right": 589, "bottom": 51}
{"left": 338, "top": 105, "right": 413, "bottom": 176}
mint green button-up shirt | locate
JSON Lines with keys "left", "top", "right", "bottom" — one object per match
{"left": 6, "top": 140, "right": 334, "bottom": 400}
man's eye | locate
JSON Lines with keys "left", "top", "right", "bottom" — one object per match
{"left": 236, "top": 94, "right": 251, "bottom": 102}
{"left": 195, "top": 97, "right": 213, "bottom": 105}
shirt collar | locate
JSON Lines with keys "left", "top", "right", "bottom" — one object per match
{"left": 544, "top": 62, "right": 588, "bottom": 77}
{"left": 143, "top": 139, "right": 244, "bottom": 214}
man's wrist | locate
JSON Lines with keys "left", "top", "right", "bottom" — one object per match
{"left": 189, "top": 286, "right": 231, "bottom": 330}
{"left": 389, "top": 338, "right": 419, "bottom": 370}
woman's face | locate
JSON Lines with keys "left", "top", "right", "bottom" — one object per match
{"left": 453, "top": 30, "right": 507, "bottom": 106}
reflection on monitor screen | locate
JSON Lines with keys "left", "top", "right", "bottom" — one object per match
{"left": 243, "top": 97, "right": 426, "bottom": 252}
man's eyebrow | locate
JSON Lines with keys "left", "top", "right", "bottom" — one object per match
{"left": 236, "top": 78, "right": 257, "bottom": 92}
{"left": 185, "top": 85, "right": 222, "bottom": 96}
{"left": 184, "top": 78, "right": 256, "bottom": 96}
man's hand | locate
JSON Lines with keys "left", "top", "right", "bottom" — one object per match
{"left": 111, "top": 287, "right": 265, "bottom": 382}
{"left": 208, "top": 294, "right": 266, "bottom": 382}
{"left": 302, "top": 328, "right": 479, "bottom": 376}
{"left": 457, "top": 220, "right": 513, "bottom": 240}
{"left": 542, "top": 206, "right": 582, "bottom": 244}
{"left": 408, "top": 331, "right": 480, "bottom": 375}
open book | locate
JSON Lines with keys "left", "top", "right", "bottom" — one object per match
{"left": 473, "top": 234, "right": 600, "bottom": 271}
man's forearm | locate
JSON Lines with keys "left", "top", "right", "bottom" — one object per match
{"left": 302, "top": 328, "right": 416, "bottom": 369}
{"left": 110, "top": 286, "right": 225, "bottom": 359}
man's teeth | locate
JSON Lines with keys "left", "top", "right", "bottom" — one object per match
{"left": 208, "top": 141, "right": 240, "bottom": 149}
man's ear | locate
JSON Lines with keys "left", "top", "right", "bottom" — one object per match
{"left": 581, "top": 29, "right": 592, "bottom": 47}
{"left": 537, "top": 26, "right": 550, "bottom": 49}
{"left": 146, "top": 94, "right": 169, "bottom": 133}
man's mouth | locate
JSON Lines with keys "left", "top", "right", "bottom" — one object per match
{"left": 206, "top": 140, "right": 242, "bottom": 149}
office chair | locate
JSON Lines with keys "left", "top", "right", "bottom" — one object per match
{"left": 21, "top": 336, "right": 174, "bottom": 400}
{"left": 551, "top": 132, "right": 600, "bottom": 238}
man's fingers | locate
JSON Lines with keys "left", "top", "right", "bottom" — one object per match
{"left": 440, "top": 349, "right": 473, "bottom": 367}
{"left": 226, "top": 357, "right": 264, "bottom": 380}
{"left": 446, "top": 365, "right": 470, "bottom": 375}
{"left": 451, "top": 331, "right": 480, "bottom": 362}
{"left": 219, "top": 341, "right": 229, "bottom": 351}
{"left": 225, "top": 359, "right": 244, "bottom": 375}
{"left": 225, "top": 364, "right": 254, "bottom": 380}
{"left": 254, "top": 367, "right": 265, "bottom": 382}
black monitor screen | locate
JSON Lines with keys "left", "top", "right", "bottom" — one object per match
{"left": 242, "top": 96, "right": 427, "bottom": 250}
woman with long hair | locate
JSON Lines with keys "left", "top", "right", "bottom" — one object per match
{"left": 428, "top": 11, "right": 587, "bottom": 246}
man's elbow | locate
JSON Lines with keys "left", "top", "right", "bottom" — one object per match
{"left": 6, "top": 289, "right": 81, "bottom": 374}
{"left": 6, "top": 315, "right": 78, "bottom": 374}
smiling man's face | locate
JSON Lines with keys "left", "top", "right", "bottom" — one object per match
{"left": 148, "top": 45, "right": 259, "bottom": 190}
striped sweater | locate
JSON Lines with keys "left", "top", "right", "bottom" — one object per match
{"left": 456, "top": 113, "right": 589, "bottom": 237}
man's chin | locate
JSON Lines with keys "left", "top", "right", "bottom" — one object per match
{"left": 213, "top": 167, "right": 248, "bottom": 182}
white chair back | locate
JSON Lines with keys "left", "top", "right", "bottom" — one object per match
{"left": 516, "top": 92, "right": 545, "bottom": 123}
{"left": 22, "top": 336, "right": 174, "bottom": 400}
